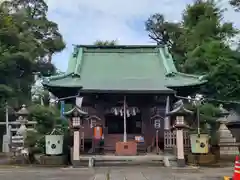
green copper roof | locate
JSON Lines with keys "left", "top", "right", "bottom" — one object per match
{"left": 43, "top": 45, "right": 206, "bottom": 93}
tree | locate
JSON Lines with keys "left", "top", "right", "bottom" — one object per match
{"left": 25, "top": 104, "right": 68, "bottom": 157}
{"left": 145, "top": 0, "right": 240, "bottom": 130}
{"left": 145, "top": 14, "right": 186, "bottom": 69}
{"left": 180, "top": 0, "right": 240, "bottom": 101}
{"left": 94, "top": 40, "right": 117, "bottom": 46}
{"left": 1, "top": 0, "right": 66, "bottom": 63}
{"left": 146, "top": 0, "right": 238, "bottom": 73}
{"left": 0, "top": 0, "right": 65, "bottom": 111}
{"left": 146, "top": 0, "right": 240, "bottom": 99}
{"left": 230, "top": 0, "right": 240, "bottom": 11}
{"left": 145, "top": 14, "right": 182, "bottom": 47}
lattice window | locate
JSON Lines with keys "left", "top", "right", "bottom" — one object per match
{"left": 154, "top": 119, "right": 161, "bottom": 129}
{"left": 72, "top": 117, "right": 81, "bottom": 127}
{"left": 164, "top": 130, "right": 190, "bottom": 151}
{"left": 176, "top": 116, "right": 184, "bottom": 125}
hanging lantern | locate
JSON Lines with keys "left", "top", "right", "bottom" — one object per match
{"left": 114, "top": 108, "right": 118, "bottom": 116}
{"left": 132, "top": 108, "right": 136, "bottom": 116}
{"left": 126, "top": 109, "right": 130, "bottom": 117}
{"left": 120, "top": 109, "right": 123, "bottom": 116}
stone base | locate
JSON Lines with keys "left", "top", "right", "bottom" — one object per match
{"left": 9, "top": 156, "right": 26, "bottom": 164}
{"left": 72, "top": 160, "right": 81, "bottom": 168}
{"left": 40, "top": 155, "right": 66, "bottom": 166}
{"left": 177, "top": 158, "right": 185, "bottom": 167}
{"left": 219, "top": 154, "right": 238, "bottom": 161}
{"left": 220, "top": 146, "right": 239, "bottom": 156}
{"left": 115, "top": 141, "right": 137, "bottom": 156}
{"left": 187, "top": 153, "right": 216, "bottom": 165}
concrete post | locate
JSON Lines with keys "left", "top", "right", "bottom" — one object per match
{"left": 176, "top": 129, "right": 185, "bottom": 167}
{"left": 164, "top": 96, "right": 170, "bottom": 130}
{"left": 72, "top": 130, "right": 80, "bottom": 167}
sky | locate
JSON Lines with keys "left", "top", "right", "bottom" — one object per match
{"left": 46, "top": 0, "right": 240, "bottom": 72}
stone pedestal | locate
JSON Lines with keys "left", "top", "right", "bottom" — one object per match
{"left": 115, "top": 141, "right": 137, "bottom": 156}
{"left": 72, "top": 131, "right": 80, "bottom": 167}
{"left": 40, "top": 155, "right": 66, "bottom": 166}
{"left": 176, "top": 129, "right": 185, "bottom": 167}
{"left": 218, "top": 122, "right": 239, "bottom": 158}
{"left": 187, "top": 154, "right": 216, "bottom": 165}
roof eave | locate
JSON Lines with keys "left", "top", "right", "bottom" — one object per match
{"left": 42, "top": 83, "right": 83, "bottom": 89}
{"left": 75, "top": 44, "right": 162, "bottom": 49}
{"left": 166, "top": 80, "right": 207, "bottom": 88}
{"left": 41, "top": 73, "right": 83, "bottom": 89}
{"left": 78, "top": 89, "right": 175, "bottom": 94}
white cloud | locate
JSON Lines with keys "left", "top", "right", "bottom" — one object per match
{"left": 46, "top": 0, "right": 239, "bottom": 71}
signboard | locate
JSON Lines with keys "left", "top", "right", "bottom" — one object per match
{"left": 75, "top": 97, "right": 83, "bottom": 108}
{"left": 135, "top": 136, "right": 144, "bottom": 143}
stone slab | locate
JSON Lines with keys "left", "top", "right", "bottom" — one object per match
{"left": 72, "top": 160, "right": 82, "bottom": 168}
{"left": 0, "top": 166, "right": 233, "bottom": 180}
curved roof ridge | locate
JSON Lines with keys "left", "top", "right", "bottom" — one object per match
{"left": 74, "top": 47, "right": 83, "bottom": 76}
{"left": 75, "top": 44, "right": 163, "bottom": 49}
{"left": 158, "top": 46, "right": 177, "bottom": 75}
{"left": 45, "top": 73, "right": 72, "bottom": 81}
{"left": 176, "top": 72, "right": 207, "bottom": 80}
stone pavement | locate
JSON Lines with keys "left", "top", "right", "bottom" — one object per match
{"left": 0, "top": 166, "right": 233, "bottom": 180}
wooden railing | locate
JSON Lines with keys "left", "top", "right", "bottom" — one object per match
{"left": 164, "top": 130, "right": 190, "bottom": 152}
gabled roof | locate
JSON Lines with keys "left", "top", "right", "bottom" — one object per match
{"left": 166, "top": 100, "right": 193, "bottom": 116}
{"left": 63, "top": 106, "right": 88, "bottom": 117}
{"left": 43, "top": 45, "right": 207, "bottom": 94}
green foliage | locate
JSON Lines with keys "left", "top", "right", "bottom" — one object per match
{"left": 230, "top": 0, "right": 240, "bottom": 11}
{"left": 29, "top": 104, "right": 65, "bottom": 134}
{"left": 184, "top": 102, "right": 221, "bottom": 124}
{"left": 26, "top": 105, "right": 68, "bottom": 153}
{"left": 146, "top": 0, "right": 240, "bottom": 130}
{"left": 146, "top": 0, "right": 240, "bottom": 115}
{"left": 0, "top": 0, "right": 65, "bottom": 118}
{"left": 199, "top": 103, "right": 221, "bottom": 123}
{"left": 94, "top": 40, "right": 117, "bottom": 46}
{"left": 0, "top": 0, "right": 66, "bottom": 155}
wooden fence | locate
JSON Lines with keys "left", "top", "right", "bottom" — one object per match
{"left": 164, "top": 130, "right": 190, "bottom": 152}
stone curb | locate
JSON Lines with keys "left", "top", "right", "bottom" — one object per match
{"left": 171, "top": 165, "right": 200, "bottom": 170}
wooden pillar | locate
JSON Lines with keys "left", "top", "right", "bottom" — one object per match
{"left": 176, "top": 129, "right": 185, "bottom": 167}
{"left": 123, "top": 96, "right": 127, "bottom": 142}
{"left": 164, "top": 96, "right": 171, "bottom": 152}
{"left": 164, "top": 96, "right": 170, "bottom": 130}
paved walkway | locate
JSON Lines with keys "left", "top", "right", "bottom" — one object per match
{"left": 0, "top": 166, "right": 233, "bottom": 180}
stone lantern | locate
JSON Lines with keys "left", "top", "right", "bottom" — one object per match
{"left": 217, "top": 105, "right": 239, "bottom": 157}
{"left": 216, "top": 104, "right": 229, "bottom": 139}
{"left": 15, "top": 104, "right": 29, "bottom": 138}
{"left": 63, "top": 106, "right": 88, "bottom": 167}
{"left": 225, "top": 110, "right": 240, "bottom": 152}
{"left": 10, "top": 104, "right": 30, "bottom": 156}
{"left": 166, "top": 100, "right": 193, "bottom": 167}
{"left": 64, "top": 107, "right": 88, "bottom": 129}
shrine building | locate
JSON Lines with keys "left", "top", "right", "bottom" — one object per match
{"left": 43, "top": 45, "right": 206, "bottom": 165}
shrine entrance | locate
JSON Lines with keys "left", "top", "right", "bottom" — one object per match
{"left": 105, "top": 113, "right": 142, "bottom": 134}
